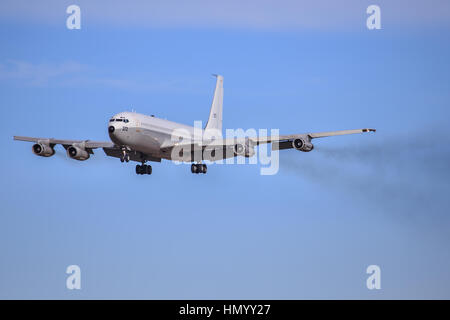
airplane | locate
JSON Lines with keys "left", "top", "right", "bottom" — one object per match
{"left": 13, "top": 75, "right": 375, "bottom": 175}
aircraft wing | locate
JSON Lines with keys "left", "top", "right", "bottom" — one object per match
{"left": 160, "top": 128, "right": 375, "bottom": 161}
{"left": 199, "top": 128, "right": 376, "bottom": 147}
{"left": 250, "top": 128, "right": 376, "bottom": 147}
{"left": 14, "top": 135, "right": 162, "bottom": 163}
{"left": 13, "top": 136, "right": 114, "bottom": 150}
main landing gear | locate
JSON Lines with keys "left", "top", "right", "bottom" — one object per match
{"left": 191, "top": 163, "right": 207, "bottom": 174}
{"left": 136, "top": 164, "right": 152, "bottom": 175}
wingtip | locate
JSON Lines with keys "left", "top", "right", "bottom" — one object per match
{"left": 362, "top": 128, "right": 376, "bottom": 133}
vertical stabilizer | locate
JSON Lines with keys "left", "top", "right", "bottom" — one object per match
{"left": 205, "top": 75, "right": 223, "bottom": 133}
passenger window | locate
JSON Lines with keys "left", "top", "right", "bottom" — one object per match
{"left": 109, "top": 119, "right": 115, "bottom": 122}
{"left": 116, "top": 119, "right": 123, "bottom": 122}
{"left": 124, "top": 119, "right": 129, "bottom": 123}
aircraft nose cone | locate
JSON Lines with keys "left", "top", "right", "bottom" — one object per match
{"left": 108, "top": 126, "right": 115, "bottom": 133}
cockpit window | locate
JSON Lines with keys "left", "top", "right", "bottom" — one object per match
{"left": 110, "top": 118, "right": 129, "bottom": 122}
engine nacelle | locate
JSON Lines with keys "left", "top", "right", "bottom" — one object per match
{"left": 234, "top": 143, "right": 244, "bottom": 156}
{"left": 32, "top": 143, "right": 55, "bottom": 157}
{"left": 292, "top": 138, "right": 314, "bottom": 152}
{"left": 67, "top": 145, "right": 90, "bottom": 161}
{"left": 234, "top": 141, "right": 255, "bottom": 157}
{"left": 244, "top": 147, "right": 255, "bottom": 158}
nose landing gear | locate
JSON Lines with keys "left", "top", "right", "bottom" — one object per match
{"left": 120, "top": 154, "right": 130, "bottom": 162}
{"left": 120, "top": 148, "right": 130, "bottom": 163}
{"left": 191, "top": 163, "right": 207, "bottom": 174}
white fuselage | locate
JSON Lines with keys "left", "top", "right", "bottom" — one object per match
{"left": 108, "top": 112, "right": 202, "bottom": 160}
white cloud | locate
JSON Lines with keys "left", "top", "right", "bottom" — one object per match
{"left": 0, "top": 60, "right": 85, "bottom": 86}
{"left": 0, "top": 60, "right": 202, "bottom": 93}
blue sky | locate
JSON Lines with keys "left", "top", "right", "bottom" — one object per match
{"left": 1, "top": 0, "right": 450, "bottom": 299}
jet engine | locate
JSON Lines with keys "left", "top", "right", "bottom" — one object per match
{"left": 32, "top": 143, "right": 55, "bottom": 157}
{"left": 234, "top": 140, "right": 255, "bottom": 157}
{"left": 67, "top": 144, "right": 90, "bottom": 161}
{"left": 292, "top": 138, "right": 314, "bottom": 152}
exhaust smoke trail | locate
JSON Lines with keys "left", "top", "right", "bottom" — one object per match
{"left": 280, "top": 129, "right": 450, "bottom": 232}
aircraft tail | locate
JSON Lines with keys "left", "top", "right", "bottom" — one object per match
{"left": 205, "top": 74, "right": 223, "bottom": 133}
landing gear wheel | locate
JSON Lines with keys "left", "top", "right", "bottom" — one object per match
{"left": 136, "top": 164, "right": 152, "bottom": 175}
{"left": 191, "top": 164, "right": 207, "bottom": 174}
{"left": 120, "top": 157, "right": 125, "bottom": 163}
{"left": 125, "top": 154, "right": 130, "bottom": 162}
